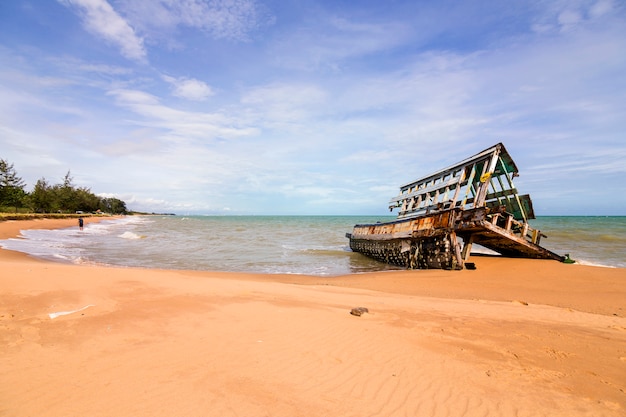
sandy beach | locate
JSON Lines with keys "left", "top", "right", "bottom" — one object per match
{"left": 1, "top": 218, "right": 625, "bottom": 416}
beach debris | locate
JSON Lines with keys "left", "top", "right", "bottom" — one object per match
{"left": 512, "top": 300, "right": 528, "bottom": 306}
{"left": 48, "top": 304, "right": 94, "bottom": 319}
{"left": 563, "top": 254, "right": 576, "bottom": 264}
{"left": 350, "top": 307, "right": 369, "bottom": 316}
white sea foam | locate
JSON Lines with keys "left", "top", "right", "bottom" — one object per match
{"left": 119, "top": 231, "right": 143, "bottom": 240}
{"left": 0, "top": 216, "right": 143, "bottom": 264}
{"left": 574, "top": 259, "right": 617, "bottom": 269}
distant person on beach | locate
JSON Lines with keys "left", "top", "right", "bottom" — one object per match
{"left": 78, "top": 218, "right": 84, "bottom": 231}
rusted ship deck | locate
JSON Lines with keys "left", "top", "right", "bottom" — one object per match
{"left": 346, "top": 143, "right": 564, "bottom": 270}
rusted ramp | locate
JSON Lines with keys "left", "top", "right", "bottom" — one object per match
{"left": 457, "top": 220, "right": 564, "bottom": 261}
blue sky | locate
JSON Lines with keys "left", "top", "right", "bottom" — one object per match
{"left": 1, "top": 0, "right": 624, "bottom": 215}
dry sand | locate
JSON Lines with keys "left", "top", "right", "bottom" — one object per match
{"left": 1, "top": 218, "right": 625, "bottom": 416}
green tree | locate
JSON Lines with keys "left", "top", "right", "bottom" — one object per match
{"left": 0, "top": 158, "right": 27, "bottom": 212}
{"left": 2, "top": 160, "right": 130, "bottom": 215}
{"left": 30, "top": 177, "right": 53, "bottom": 213}
{"left": 57, "top": 170, "right": 75, "bottom": 212}
{"left": 99, "top": 197, "right": 128, "bottom": 214}
{"left": 75, "top": 187, "right": 100, "bottom": 212}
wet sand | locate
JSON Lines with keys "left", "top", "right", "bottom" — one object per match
{"left": 1, "top": 218, "right": 625, "bottom": 416}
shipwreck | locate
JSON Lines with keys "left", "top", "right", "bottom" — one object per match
{"left": 346, "top": 143, "right": 564, "bottom": 270}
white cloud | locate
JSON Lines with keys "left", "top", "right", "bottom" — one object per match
{"left": 107, "top": 88, "right": 257, "bottom": 142}
{"left": 77, "top": 63, "right": 133, "bottom": 75}
{"left": 240, "top": 83, "right": 328, "bottom": 128}
{"left": 558, "top": 9, "right": 583, "bottom": 28}
{"left": 531, "top": 0, "right": 620, "bottom": 33}
{"left": 270, "top": 14, "right": 410, "bottom": 71}
{"left": 115, "top": 0, "right": 272, "bottom": 43}
{"left": 109, "top": 89, "right": 160, "bottom": 105}
{"left": 590, "top": 0, "right": 614, "bottom": 17}
{"left": 59, "top": 0, "right": 146, "bottom": 61}
{"left": 162, "top": 75, "right": 214, "bottom": 101}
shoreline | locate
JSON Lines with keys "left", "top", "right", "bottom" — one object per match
{"left": 1, "top": 218, "right": 625, "bottom": 416}
{"left": 1, "top": 217, "right": 623, "bottom": 316}
{"left": 0, "top": 216, "right": 121, "bottom": 262}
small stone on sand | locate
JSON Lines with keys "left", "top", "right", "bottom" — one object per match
{"left": 350, "top": 307, "right": 369, "bottom": 316}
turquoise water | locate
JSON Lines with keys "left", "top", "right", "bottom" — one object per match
{"left": 529, "top": 216, "right": 626, "bottom": 269}
{"left": 1, "top": 215, "right": 624, "bottom": 275}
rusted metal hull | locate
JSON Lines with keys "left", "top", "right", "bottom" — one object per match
{"left": 347, "top": 232, "right": 463, "bottom": 270}
{"left": 347, "top": 207, "right": 564, "bottom": 270}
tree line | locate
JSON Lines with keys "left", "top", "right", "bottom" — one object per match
{"left": 0, "top": 158, "right": 127, "bottom": 214}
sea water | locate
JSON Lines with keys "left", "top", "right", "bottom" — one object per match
{"left": 529, "top": 216, "right": 626, "bottom": 269}
{"left": 1, "top": 215, "right": 624, "bottom": 275}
